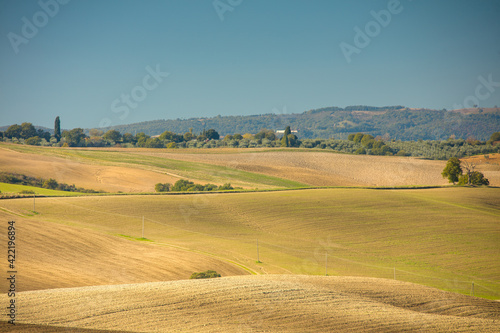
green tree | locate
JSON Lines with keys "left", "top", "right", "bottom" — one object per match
{"left": 25, "top": 136, "right": 41, "bottom": 145}
{"left": 183, "top": 131, "right": 195, "bottom": 141}
{"left": 281, "top": 132, "right": 290, "bottom": 147}
{"left": 54, "top": 116, "right": 61, "bottom": 142}
{"left": 103, "top": 130, "right": 122, "bottom": 143}
{"left": 20, "top": 122, "right": 36, "bottom": 140}
{"left": 144, "top": 138, "right": 164, "bottom": 148}
{"left": 204, "top": 129, "right": 220, "bottom": 140}
{"left": 441, "top": 157, "right": 462, "bottom": 184}
{"left": 62, "top": 128, "right": 86, "bottom": 147}
{"left": 166, "top": 142, "right": 177, "bottom": 149}
{"left": 218, "top": 183, "right": 234, "bottom": 190}
{"left": 347, "top": 133, "right": 356, "bottom": 141}
{"left": 37, "top": 129, "right": 51, "bottom": 142}
{"left": 135, "top": 133, "right": 150, "bottom": 147}
{"left": 458, "top": 171, "right": 489, "bottom": 186}
{"left": 155, "top": 183, "right": 171, "bottom": 192}
{"left": 5, "top": 124, "right": 21, "bottom": 138}
{"left": 487, "top": 131, "right": 500, "bottom": 145}
{"left": 353, "top": 133, "right": 364, "bottom": 143}
{"left": 354, "top": 147, "right": 366, "bottom": 154}
{"left": 361, "top": 134, "right": 375, "bottom": 146}
{"left": 43, "top": 178, "right": 58, "bottom": 190}
{"left": 171, "top": 179, "right": 195, "bottom": 191}
{"left": 122, "top": 133, "right": 136, "bottom": 144}
{"left": 190, "top": 270, "right": 221, "bottom": 279}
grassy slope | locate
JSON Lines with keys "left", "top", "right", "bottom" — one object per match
{"left": 0, "top": 210, "right": 250, "bottom": 293}
{"left": 0, "top": 182, "right": 85, "bottom": 197}
{"left": 0, "top": 144, "right": 306, "bottom": 189}
{"left": 1, "top": 187, "right": 498, "bottom": 299}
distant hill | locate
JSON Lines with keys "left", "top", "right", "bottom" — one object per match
{"left": 97, "top": 106, "right": 500, "bottom": 141}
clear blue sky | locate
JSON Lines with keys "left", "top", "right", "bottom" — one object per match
{"left": 1, "top": 0, "right": 499, "bottom": 129}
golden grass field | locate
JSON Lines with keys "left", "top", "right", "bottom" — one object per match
{"left": 0, "top": 143, "right": 499, "bottom": 332}
{"left": 1, "top": 275, "right": 499, "bottom": 332}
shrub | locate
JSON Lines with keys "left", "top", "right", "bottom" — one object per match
{"left": 155, "top": 183, "right": 171, "bottom": 192}
{"left": 25, "top": 136, "right": 41, "bottom": 146}
{"left": 190, "top": 270, "right": 221, "bottom": 279}
{"left": 354, "top": 147, "right": 366, "bottom": 155}
{"left": 166, "top": 142, "right": 177, "bottom": 149}
{"left": 20, "top": 190, "right": 35, "bottom": 194}
{"left": 218, "top": 183, "right": 234, "bottom": 191}
{"left": 458, "top": 171, "right": 489, "bottom": 186}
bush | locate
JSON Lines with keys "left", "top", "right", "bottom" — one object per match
{"left": 354, "top": 147, "right": 366, "bottom": 154}
{"left": 218, "top": 183, "right": 234, "bottom": 191}
{"left": 190, "top": 270, "right": 221, "bottom": 279}
{"left": 25, "top": 136, "right": 41, "bottom": 146}
{"left": 20, "top": 190, "right": 35, "bottom": 194}
{"left": 458, "top": 171, "right": 489, "bottom": 186}
{"left": 155, "top": 183, "right": 171, "bottom": 192}
{"left": 166, "top": 142, "right": 177, "bottom": 149}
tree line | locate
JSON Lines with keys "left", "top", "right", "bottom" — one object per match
{"left": 96, "top": 106, "right": 500, "bottom": 141}
{"left": 1, "top": 117, "right": 499, "bottom": 160}
{"left": 155, "top": 179, "right": 237, "bottom": 192}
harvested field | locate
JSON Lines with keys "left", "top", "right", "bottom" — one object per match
{"left": 1, "top": 187, "right": 498, "bottom": 298}
{"left": 0, "top": 211, "right": 249, "bottom": 292}
{"left": 142, "top": 150, "right": 451, "bottom": 186}
{"left": 3, "top": 144, "right": 498, "bottom": 189}
{"left": 2, "top": 275, "right": 499, "bottom": 332}
{"left": 0, "top": 146, "right": 177, "bottom": 193}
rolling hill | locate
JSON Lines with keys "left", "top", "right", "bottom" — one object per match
{"left": 2, "top": 275, "right": 499, "bottom": 332}
{"left": 95, "top": 106, "right": 500, "bottom": 141}
{"left": 0, "top": 210, "right": 250, "bottom": 292}
{"left": 0, "top": 144, "right": 499, "bottom": 332}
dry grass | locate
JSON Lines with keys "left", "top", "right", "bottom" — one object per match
{"left": 0, "top": 211, "right": 249, "bottom": 292}
{"left": 1, "top": 187, "right": 498, "bottom": 299}
{"left": 1, "top": 275, "right": 499, "bottom": 332}
{"left": 6, "top": 144, "right": 494, "bottom": 190}
{"left": 0, "top": 146, "right": 177, "bottom": 193}
{"left": 137, "top": 150, "right": 453, "bottom": 187}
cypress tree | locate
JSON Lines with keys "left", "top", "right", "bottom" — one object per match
{"left": 54, "top": 116, "right": 61, "bottom": 142}
{"left": 281, "top": 133, "right": 289, "bottom": 147}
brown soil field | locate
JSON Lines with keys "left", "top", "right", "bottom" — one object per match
{"left": 0, "top": 210, "right": 249, "bottom": 292}
{"left": 0, "top": 147, "right": 177, "bottom": 192}
{"left": 2, "top": 275, "right": 499, "bottom": 332}
{"left": 141, "top": 150, "right": 452, "bottom": 187}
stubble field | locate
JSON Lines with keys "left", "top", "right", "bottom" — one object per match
{"left": 0, "top": 143, "right": 499, "bottom": 332}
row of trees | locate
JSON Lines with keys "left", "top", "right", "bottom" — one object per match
{"left": 347, "top": 132, "right": 394, "bottom": 155}
{"left": 0, "top": 172, "right": 104, "bottom": 193}
{"left": 2, "top": 116, "right": 499, "bottom": 160}
{"left": 155, "top": 179, "right": 236, "bottom": 192}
